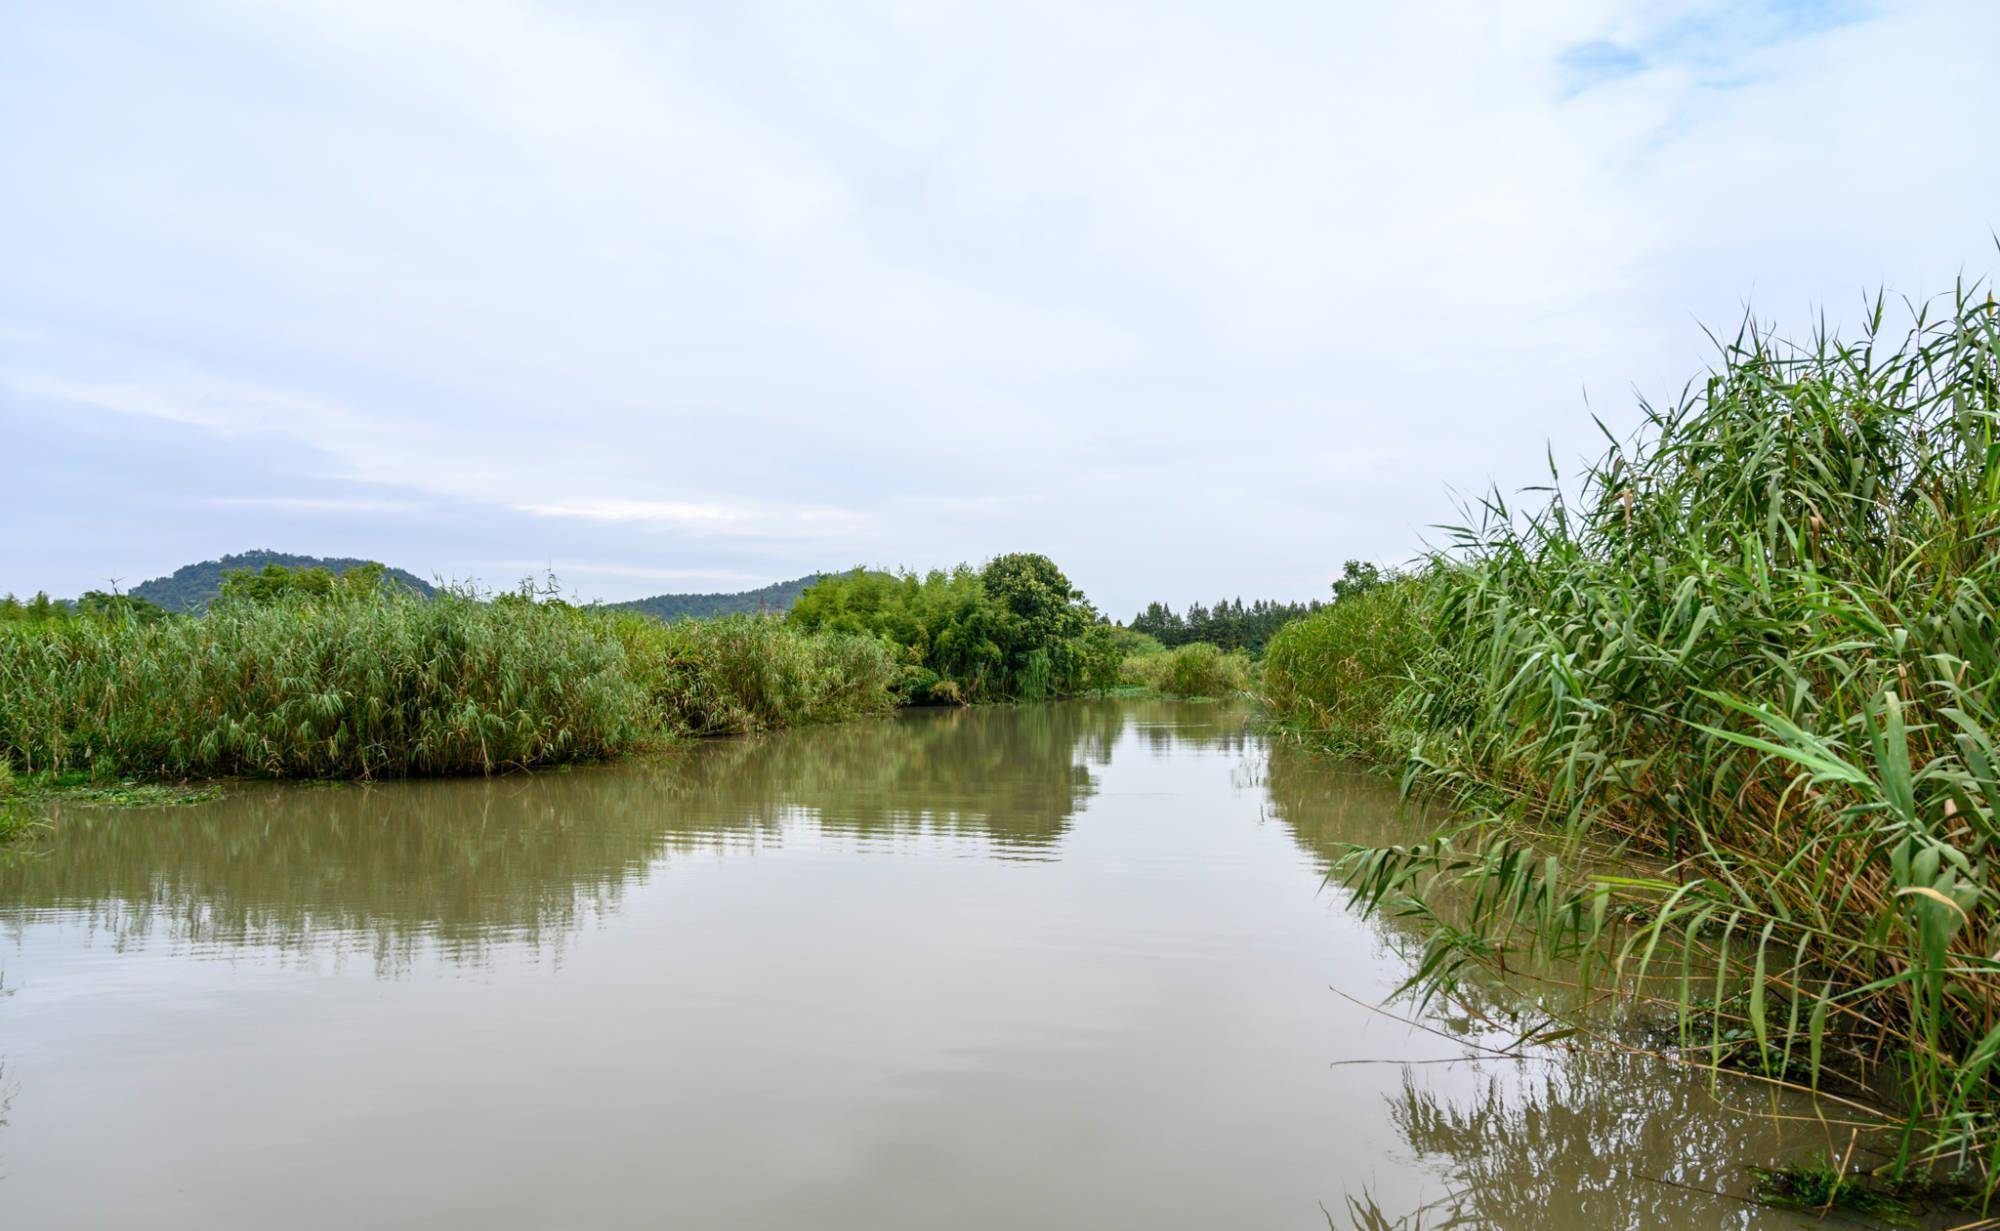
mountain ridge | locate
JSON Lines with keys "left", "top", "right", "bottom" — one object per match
{"left": 129, "top": 550, "right": 438, "bottom": 612}
{"left": 124, "top": 550, "right": 823, "bottom": 618}
{"left": 605, "top": 574, "right": 825, "bottom": 621}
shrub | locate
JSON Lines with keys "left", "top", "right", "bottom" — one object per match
{"left": 609, "top": 612, "right": 899, "bottom": 737}
{"left": 788, "top": 553, "right": 1124, "bottom": 702}
{"left": 1146, "top": 642, "right": 1252, "bottom": 699}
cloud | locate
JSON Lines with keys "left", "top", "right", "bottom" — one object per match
{"left": 480, "top": 561, "right": 770, "bottom": 585}
{"left": 1558, "top": 40, "right": 1647, "bottom": 95}
{"left": 516, "top": 501, "right": 745, "bottom": 526}
{"left": 205, "top": 497, "right": 426, "bottom": 515}
{"left": 2, "top": 0, "right": 1996, "bottom": 612}
{"left": 517, "top": 499, "right": 873, "bottom": 540}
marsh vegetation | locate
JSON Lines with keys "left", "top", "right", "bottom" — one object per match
{"left": 1263, "top": 285, "right": 2000, "bottom": 1199}
{"left": 0, "top": 553, "right": 1126, "bottom": 789}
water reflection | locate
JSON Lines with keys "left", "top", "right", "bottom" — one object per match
{"left": 0, "top": 703, "right": 1130, "bottom": 969}
{"left": 670, "top": 700, "right": 1130, "bottom": 850}
{"left": 1379, "top": 1053, "right": 1868, "bottom": 1229}
{"left": 1263, "top": 735, "right": 1867, "bottom": 1228}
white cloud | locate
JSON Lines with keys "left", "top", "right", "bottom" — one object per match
{"left": 481, "top": 561, "right": 771, "bottom": 585}
{"left": 3, "top": 0, "right": 1996, "bottom": 610}
{"left": 517, "top": 499, "right": 873, "bottom": 540}
{"left": 516, "top": 501, "right": 746, "bottom": 526}
{"left": 206, "top": 497, "right": 424, "bottom": 515}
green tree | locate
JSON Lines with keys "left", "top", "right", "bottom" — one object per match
{"left": 789, "top": 554, "right": 1121, "bottom": 703}
{"left": 217, "top": 562, "right": 389, "bottom": 605}
{"left": 1331, "top": 559, "right": 1384, "bottom": 603}
{"left": 75, "top": 591, "right": 170, "bottom": 623}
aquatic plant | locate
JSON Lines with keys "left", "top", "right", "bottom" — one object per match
{"left": 1265, "top": 284, "right": 2000, "bottom": 1187}
{"left": 0, "top": 581, "right": 898, "bottom": 782}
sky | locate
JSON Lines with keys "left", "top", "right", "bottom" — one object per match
{"left": 3, "top": 0, "right": 1997, "bottom": 618}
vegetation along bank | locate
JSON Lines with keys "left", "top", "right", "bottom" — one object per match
{"left": 1263, "top": 285, "right": 2000, "bottom": 1198}
{"left": 0, "top": 553, "right": 1137, "bottom": 786}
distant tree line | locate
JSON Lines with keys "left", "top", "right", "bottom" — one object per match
{"left": 1, "top": 560, "right": 404, "bottom": 625}
{"left": 0, "top": 590, "right": 170, "bottom": 624}
{"left": 1127, "top": 561, "right": 1386, "bottom": 654}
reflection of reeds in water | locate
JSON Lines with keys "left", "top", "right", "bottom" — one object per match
{"left": 1265, "top": 739, "right": 1888, "bottom": 1227}
{"left": 1330, "top": 1050, "right": 1878, "bottom": 1231}
{"left": 0, "top": 700, "right": 1141, "bottom": 973}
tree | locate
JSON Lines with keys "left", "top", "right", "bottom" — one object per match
{"left": 789, "top": 554, "right": 1119, "bottom": 703}
{"left": 75, "top": 591, "right": 169, "bottom": 623}
{"left": 983, "top": 552, "right": 1087, "bottom": 642}
{"left": 1332, "top": 560, "right": 1385, "bottom": 603}
{"left": 217, "top": 561, "right": 388, "bottom": 604}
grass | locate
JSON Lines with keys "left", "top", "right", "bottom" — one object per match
{"left": 0, "top": 760, "right": 30, "bottom": 845}
{"left": 606, "top": 608, "right": 902, "bottom": 737}
{"left": 0, "top": 586, "right": 900, "bottom": 787}
{"left": 1263, "top": 284, "right": 2000, "bottom": 1193}
{"left": 1749, "top": 1160, "right": 1919, "bottom": 1224}
{"left": 1120, "top": 642, "right": 1253, "bottom": 698}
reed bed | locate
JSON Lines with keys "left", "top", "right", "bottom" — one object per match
{"left": 1264, "top": 286, "right": 2000, "bottom": 1187}
{"left": 0, "top": 588, "right": 898, "bottom": 781}
{"left": 606, "top": 610, "right": 900, "bottom": 738}
{"left": 1122, "top": 642, "right": 1253, "bottom": 699}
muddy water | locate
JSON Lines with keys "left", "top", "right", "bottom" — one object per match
{"left": 0, "top": 701, "right": 1855, "bottom": 1228}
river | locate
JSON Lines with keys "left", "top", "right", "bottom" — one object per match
{"left": 0, "top": 700, "right": 1864, "bottom": 1227}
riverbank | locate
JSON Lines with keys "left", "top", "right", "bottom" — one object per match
{"left": 0, "top": 593, "right": 901, "bottom": 783}
{"left": 0, "top": 552, "right": 1133, "bottom": 817}
{"left": 1262, "top": 287, "right": 2000, "bottom": 1199}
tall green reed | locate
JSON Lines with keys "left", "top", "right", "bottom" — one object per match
{"left": 0, "top": 586, "right": 899, "bottom": 781}
{"left": 1266, "top": 284, "right": 2000, "bottom": 1185}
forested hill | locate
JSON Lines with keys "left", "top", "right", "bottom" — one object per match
{"left": 129, "top": 551, "right": 437, "bottom": 612}
{"left": 609, "top": 574, "right": 824, "bottom": 622}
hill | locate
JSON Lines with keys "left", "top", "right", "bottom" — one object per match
{"left": 128, "top": 550, "right": 437, "bottom": 612}
{"left": 609, "top": 574, "right": 824, "bottom": 622}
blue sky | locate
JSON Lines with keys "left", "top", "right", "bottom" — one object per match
{"left": 3, "top": 0, "right": 1996, "bottom": 617}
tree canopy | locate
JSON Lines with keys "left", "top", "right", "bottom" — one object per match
{"left": 788, "top": 553, "right": 1122, "bottom": 703}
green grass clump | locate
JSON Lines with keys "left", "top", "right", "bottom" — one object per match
{"left": 0, "top": 586, "right": 643, "bottom": 779}
{"left": 1260, "top": 574, "right": 1435, "bottom": 759}
{"left": 1130, "top": 642, "right": 1252, "bottom": 699}
{"left": 608, "top": 611, "right": 899, "bottom": 737}
{"left": 1749, "top": 1160, "right": 1917, "bottom": 1224}
{"left": 1264, "top": 285, "right": 2000, "bottom": 1186}
{"left": 0, "top": 584, "right": 900, "bottom": 785}
{"left": 0, "top": 759, "right": 29, "bottom": 844}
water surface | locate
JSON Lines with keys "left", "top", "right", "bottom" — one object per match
{"left": 1, "top": 701, "right": 1861, "bottom": 1227}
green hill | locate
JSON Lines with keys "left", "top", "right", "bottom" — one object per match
{"left": 129, "top": 550, "right": 437, "bottom": 612}
{"left": 609, "top": 574, "right": 824, "bottom": 622}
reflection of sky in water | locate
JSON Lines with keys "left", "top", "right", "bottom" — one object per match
{"left": 0, "top": 700, "right": 1841, "bottom": 1228}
